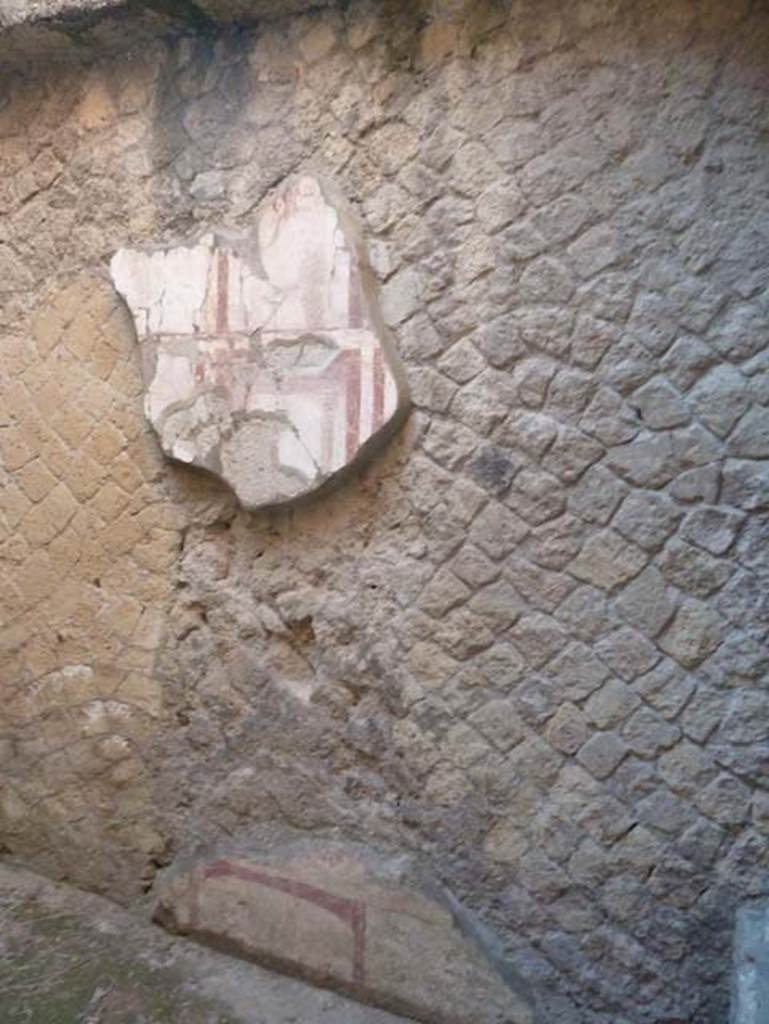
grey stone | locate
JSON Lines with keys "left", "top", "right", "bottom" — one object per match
{"left": 473, "top": 317, "right": 528, "bottom": 369}
{"left": 612, "top": 490, "right": 682, "bottom": 551}
{"left": 545, "top": 641, "right": 611, "bottom": 701}
{"left": 506, "top": 467, "right": 567, "bottom": 526}
{"left": 421, "top": 418, "right": 479, "bottom": 470}
{"left": 410, "top": 368, "right": 457, "bottom": 413}
{"left": 671, "top": 422, "right": 724, "bottom": 470}
{"left": 622, "top": 708, "right": 681, "bottom": 759}
{"left": 708, "top": 301, "right": 769, "bottom": 363}
{"left": 625, "top": 291, "right": 677, "bottom": 356}
{"left": 476, "top": 180, "right": 528, "bottom": 234}
{"left": 615, "top": 566, "right": 677, "bottom": 637}
{"left": 506, "top": 555, "right": 577, "bottom": 613}
{"left": 647, "top": 850, "right": 708, "bottom": 910}
{"left": 579, "top": 795, "right": 635, "bottom": 845}
{"left": 521, "top": 514, "right": 585, "bottom": 572}
{"left": 568, "top": 840, "right": 611, "bottom": 889}
{"left": 437, "top": 340, "right": 487, "bottom": 385}
{"left": 581, "top": 733, "right": 626, "bottom": 778}
{"left": 517, "top": 257, "right": 575, "bottom": 305}
{"left": 658, "top": 598, "right": 726, "bottom": 668}
{"left": 580, "top": 387, "right": 639, "bottom": 448}
{"left": 680, "top": 506, "right": 745, "bottom": 555}
{"left": 703, "top": 631, "right": 769, "bottom": 691}
{"left": 720, "top": 691, "right": 769, "bottom": 746}
{"left": 469, "top": 579, "right": 525, "bottom": 631}
{"left": 512, "top": 357, "right": 557, "bottom": 409}
{"left": 600, "top": 338, "right": 658, "bottom": 396}
{"left": 584, "top": 679, "right": 641, "bottom": 729}
{"left": 468, "top": 698, "right": 527, "bottom": 753}
{"left": 545, "top": 702, "right": 590, "bottom": 755}
{"left": 517, "top": 850, "right": 570, "bottom": 901}
{"left": 541, "top": 426, "right": 604, "bottom": 483}
{"left": 657, "top": 538, "right": 734, "bottom": 598}
{"left": 657, "top": 740, "right": 717, "bottom": 796}
{"left": 417, "top": 568, "right": 471, "bottom": 618}
{"left": 508, "top": 305, "right": 574, "bottom": 358}
{"left": 722, "top": 459, "right": 769, "bottom": 512}
{"left": 567, "top": 463, "right": 629, "bottom": 526}
{"left": 470, "top": 502, "right": 529, "bottom": 559}
{"left": 547, "top": 367, "right": 597, "bottom": 418}
{"left": 716, "top": 569, "right": 769, "bottom": 633}
{"left": 629, "top": 378, "right": 690, "bottom": 430}
{"left": 467, "top": 445, "right": 521, "bottom": 494}
{"left": 451, "top": 545, "right": 501, "bottom": 589}
{"left": 594, "top": 626, "right": 660, "bottom": 681}
{"left": 571, "top": 315, "right": 618, "bottom": 370}
{"left": 608, "top": 824, "right": 664, "bottom": 878}
{"left": 675, "top": 818, "right": 725, "bottom": 870}
{"left": 507, "top": 734, "right": 563, "bottom": 787}
{"left": 680, "top": 689, "right": 726, "bottom": 744}
{"left": 567, "top": 224, "right": 620, "bottom": 279}
{"left": 498, "top": 411, "right": 558, "bottom": 459}
{"left": 568, "top": 529, "right": 647, "bottom": 591}
{"left": 637, "top": 789, "right": 697, "bottom": 835}
{"left": 610, "top": 756, "right": 659, "bottom": 802}
{"left": 509, "top": 613, "right": 568, "bottom": 670}
{"left": 660, "top": 334, "right": 718, "bottom": 392}
{"left": 531, "top": 193, "right": 592, "bottom": 248}
{"left": 712, "top": 735, "right": 769, "bottom": 783}
{"left": 669, "top": 464, "right": 721, "bottom": 503}
{"left": 695, "top": 773, "right": 752, "bottom": 826}
{"left": 729, "top": 406, "right": 769, "bottom": 458}
{"left": 382, "top": 266, "right": 422, "bottom": 326}
{"left": 688, "top": 365, "right": 750, "bottom": 438}
{"left": 556, "top": 585, "right": 617, "bottom": 641}
{"left": 736, "top": 514, "right": 769, "bottom": 571}
{"left": 606, "top": 432, "right": 676, "bottom": 488}
{"left": 634, "top": 660, "right": 695, "bottom": 720}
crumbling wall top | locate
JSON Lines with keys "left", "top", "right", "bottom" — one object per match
{"left": 0, "top": 0, "right": 335, "bottom": 64}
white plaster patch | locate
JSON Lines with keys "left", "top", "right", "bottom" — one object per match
{"left": 111, "top": 175, "right": 409, "bottom": 509}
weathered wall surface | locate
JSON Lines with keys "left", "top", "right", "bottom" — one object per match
{"left": 1, "top": 1, "right": 768, "bottom": 1021}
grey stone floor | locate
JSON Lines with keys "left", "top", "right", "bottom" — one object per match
{"left": 0, "top": 862, "right": 413, "bottom": 1024}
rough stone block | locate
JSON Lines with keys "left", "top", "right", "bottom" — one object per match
{"left": 154, "top": 840, "right": 534, "bottom": 1024}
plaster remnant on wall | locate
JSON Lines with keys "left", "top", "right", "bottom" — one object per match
{"left": 111, "top": 175, "right": 409, "bottom": 510}
{"left": 155, "top": 838, "right": 534, "bottom": 1024}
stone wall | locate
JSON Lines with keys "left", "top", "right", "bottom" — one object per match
{"left": 1, "top": 1, "right": 768, "bottom": 1021}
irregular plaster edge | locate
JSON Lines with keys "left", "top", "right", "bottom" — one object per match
{"left": 108, "top": 172, "right": 412, "bottom": 514}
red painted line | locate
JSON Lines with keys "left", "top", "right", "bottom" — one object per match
{"left": 344, "top": 349, "right": 362, "bottom": 462}
{"left": 321, "top": 391, "right": 335, "bottom": 470}
{"left": 350, "top": 897, "right": 366, "bottom": 986}
{"left": 348, "top": 264, "right": 363, "bottom": 329}
{"left": 372, "top": 347, "right": 384, "bottom": 431}
{"left": 216, "top": 250, "right": 229, "bottom": 334}
{"left": 201, "top": 860, "right": 366, "bottom": 985}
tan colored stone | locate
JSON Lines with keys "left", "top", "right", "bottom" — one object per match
{"left": 15, "top": 458, "right": 58, "bottom": 503}
{"left": 77, "top": 76, "right": 117, "bottom": 131}
{"left": 484, "top": 820, "right": 529, "bottom": 865}
{"left": 420, "top": 19, "right": 460, "bottom": 65}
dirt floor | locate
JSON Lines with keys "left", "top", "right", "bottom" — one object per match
{"left": 0, "top": 861, "right": 414, "bottom": 1024}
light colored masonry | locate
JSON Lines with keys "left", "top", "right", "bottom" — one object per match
{"left": 111, "top": 176, "right": 409, "bottom": 509}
